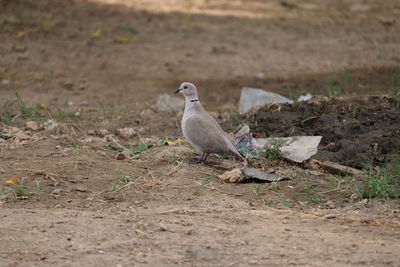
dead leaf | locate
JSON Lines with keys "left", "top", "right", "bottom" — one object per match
{"left": 114, "top": 37, "right": 131, "bottom": 44}
{"left": 5, "top": 177, "right": 21, "bottom": 185}
{"left": 91, "top": 28, "right": 102, "bottom": 38}
{"left": 42, "top": 19, "right": 54, "bottom": 27}
{"left": 16, "top": 31, "right": 27, "bottom": 38}
{"left": 166, "top": 139, "right": 177, "bottom": 146}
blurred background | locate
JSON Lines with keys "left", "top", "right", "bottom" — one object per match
{"left": 0, "top": 0, "right": 399, "bottom": 108}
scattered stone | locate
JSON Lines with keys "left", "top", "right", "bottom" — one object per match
{"left": 14, "top": 132, "right": 31, "bottom": 141}
{"left": 52, "top": 189, "right": 62, "bottom": 195}
{"left": 63, "top": 81, "right": 74, "bottom": 90}
{"left": 238, "top": 87, "right": 293, "bottom": 114}
{"left": 255, "top": 72, "right": 266, "bottom": 80}
{"left": 43, "top": 119, "right": 60, "bottom": 131}
{"left": 116, "top": 151, "right": 131, "bottom": 160}
{"left": 25, "top": 121, "right": 39, "bottom": 131}
{"left": 105, "top": 134, "right": 114, "bottom": 142}
{"left": 12, "top": 45, "right": 27, "bottom": 52}
{"left": 185, "top": 229, "right": 193, "bottom": 235}
{"left": 74, "top": 186, "right": 88, "bottom": 192}
{"left": 158, "top": 223, "right": 168, "bottom": 232}
{"left": 242, "top": 167, "right": 283, "bottom": 182}
{"left": 139, "top": 136, "right": 160, "bottom": 145}
{"left": 96, "top": 129, "right": 109, "bottom": 137}
{"left": 218, "top": 168, "right": 243, "bottom": 183}
{"left": 324, "top": 200, "right": 336, "bottom": 209}
{"left": 154, "top": 146, "right": 192, "bottom": 162}
{"left": 324, "top": 214, "right": 337, "bottom": 219}
{"left": 255, "top": 136, "right": 322, "bottom": 163}
{"left": 96, "top": 150, "right": 107, "bottom": 157}
{"left": 349, "top": 193, "right": 361, "bottom": 202}
{"left": 1, "top": 79, "right": 10, "bottom": 85}
{"left": 297, "top": 93, "right": 313, "bottom": 102}
{"left": 116, "top": 127, "right": 136, "bottom": 139}
{"left": 55, "top": 145, "right": 63, "bottom": 150}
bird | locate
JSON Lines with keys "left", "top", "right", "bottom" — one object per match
{"left": 175, "top": 82, "right": 247, "bottom": 165}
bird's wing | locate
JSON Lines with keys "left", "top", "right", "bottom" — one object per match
{"left": 184, "top": 114, "right": 233, "bottom": 154}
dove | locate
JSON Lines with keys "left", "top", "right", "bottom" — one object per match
{"left": 175, "top": 82, "right": 247, "bottom": 165}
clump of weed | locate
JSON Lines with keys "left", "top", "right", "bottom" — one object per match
{"left": 97, "top": 100, "right": 118, "bottom": 119}
{"left": 262, "top": 138, "right": 284, "bottom": 160}
{"left": 253, "top": 184, "right": 269, "bottom": 205}
{"left": 0, "top": 98, "right": 16, "bottom": 124}
{"left": 15, "top": 93, "right": 41, "bottom": 119}
{"left": 302, "top": 178, "right": 324, "bottom": 204}
{"left": 111, "top": 169, "right": 134, "bottom": 190}
{"left": 0, "top": 93, "right": 44, "bottom": 123}
{"left": 362, "top": 157, "right": 400, "bottom": 199}
{"left": 201, "top": 176, "right": 213, "bottom": 186}
{"left": 230, "top": 112, "right": 244, "bottom": 127}
{"left": 13, "top": 183, "right": 29, "bottom": 200}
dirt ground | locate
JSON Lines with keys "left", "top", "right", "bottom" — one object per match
{"left": 1, "top": 0, "right": 400, "bottom": 266}
{"left": 246, "top": 95, "right": 400, "bottom": 169}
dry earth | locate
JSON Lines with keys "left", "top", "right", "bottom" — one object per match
{"left": 1, "top": 0, "right": 400, "bottom": 266}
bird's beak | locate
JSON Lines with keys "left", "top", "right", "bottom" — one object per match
{"left": 174, "top": 88, "right": 181, "bottom": 94}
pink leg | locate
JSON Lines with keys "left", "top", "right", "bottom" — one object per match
{"left": 193, "top": 153, "right": 209, "bottom": 163}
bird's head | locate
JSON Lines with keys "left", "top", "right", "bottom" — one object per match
{"left": 175, "top": 82, "right": 198, "bottom": 99}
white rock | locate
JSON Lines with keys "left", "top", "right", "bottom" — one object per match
{"left": 218, "top": 168, "right": 243, "bottom": 183}
{"left": 25, "top": 121, "right": 39, "bottom": 131}
{"left": 116, "top": 128, "right": 136, "bottom": 139}
{"left": 297, "top": 93, "right": 313, "bottom": 102}
{"left": 96, "top": 129, "right": 109, "bottom": 137}
{"left": 43, "top": 119, "right": 60, "bottom": 131}
{"left": 238, "top": 87, "right": 293, "bottom": 114}
{"left": 256, "top": 136, "right": 322, "bottom": 163}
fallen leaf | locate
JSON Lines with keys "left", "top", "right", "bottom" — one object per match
{"left": 16, "top": 31, "right": 27, "bottom": 38}
{"left": 42, "top": 19, "right": 54, "bottom": 27}
{"left": 5, "top": 177, "right": 21, "bottom": 185}
{"left": 166, "top": 139, "right": 177, "bottom": 146}
{"left": 91, "top": 28, "right": 102, "bottom": 38}
{"left": 37, "top": 103, "right": 49, "bottom": 110}
{"left": 114, "top": 37, "right": 131, "bottom": 44}
{"left": 117, "top": 25, "right": 136, "bottom": 33}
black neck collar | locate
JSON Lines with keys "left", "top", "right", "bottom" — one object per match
{"left": 190, "top": 98, "right": 199, "bottom": 102}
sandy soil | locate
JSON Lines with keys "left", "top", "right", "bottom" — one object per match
{"left": 1, "top": 0, "right": 400, "bottom": 266}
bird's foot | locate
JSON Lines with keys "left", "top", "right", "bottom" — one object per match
{"left": 192, "top": 153, "right": 209, "bottom": 163}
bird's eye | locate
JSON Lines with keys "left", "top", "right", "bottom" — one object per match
{"left": 184, "top": 86, "right": 187, "bottom": 89}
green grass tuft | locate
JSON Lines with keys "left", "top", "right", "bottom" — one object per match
{"left": 13, "top": 184, "right": 29, "bottom": 200}
{"left": 362, "top": 157, "right": 400, "bottom": 199}
{"left": 262, "top": 138, "right": 284, "bottom": 160}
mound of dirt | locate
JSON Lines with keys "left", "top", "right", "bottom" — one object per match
{"left": 245, "top": 96, "right": 400, "bottom": 169}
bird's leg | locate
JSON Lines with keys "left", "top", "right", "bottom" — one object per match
{"left": 193, "top": 153, "right": 208, "bottom": 163}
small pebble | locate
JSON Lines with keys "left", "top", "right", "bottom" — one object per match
{"left": 324, "top": 214, "right": 337, "bottom": 219}
{"left": 52, "top": 189, "right": 62, "bottom": 195}
{"left": 116, "top": 127, "right": 136, "bottom": 139}
{"left": 116, "top": 151, "right": 130, "bottom": 160}
{"left": 96, "top": 129, "right": 109, "bottom": 137}
{"left": 25, "top": 121, "right": 39, "bottom": 131}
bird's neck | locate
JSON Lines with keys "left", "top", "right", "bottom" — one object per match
{"left": 184, "top": 97, "right": 202, "bottom": 113}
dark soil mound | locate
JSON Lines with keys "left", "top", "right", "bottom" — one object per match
{"left": 245, "top": 96, "right": 400, "bottom": 169}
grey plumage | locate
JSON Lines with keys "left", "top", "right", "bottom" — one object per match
{"left": 175, "top": 82, "right": 246, "bottom": 164}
